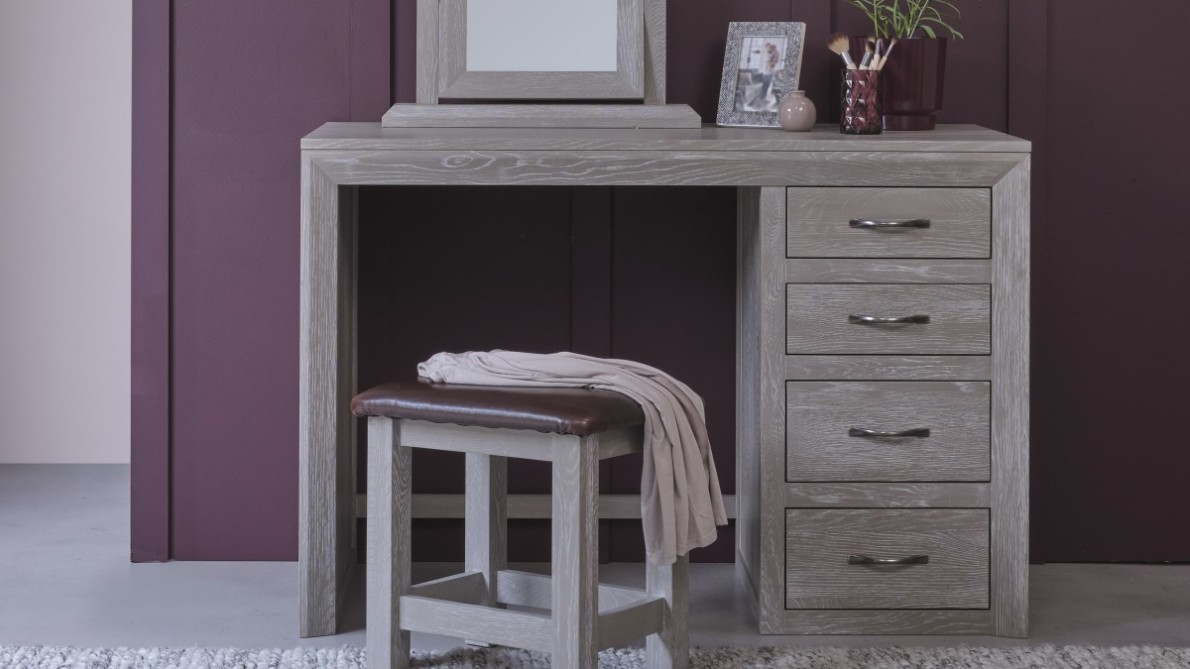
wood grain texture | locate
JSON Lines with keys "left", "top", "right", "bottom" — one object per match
{"left": 753, "top": 187, "right": 788, "bottom": 634}
{"left": 552, "top": 436, "right": 600, "bottom": 669}
{"left": 366, "top": 418, "right": 411, "bottom": 669}
{"left": 785, "top": 259, "right": 991, "bottom": 284}
{"left": 310, "top": 150, "right": 1024, "bottom": 189}
{"left": 774, "top": 609, "right": 994, "bottom": 635}
{"left": 784, "top": 355, "right": 991, "bottom": 381}
{"left": 382, "top": 104, "right": 702, "bottom": 129}
{"left": 408, "top": 571, "right": 486, "bottom": 604}
{"left": 785, "top": 509, "right": 990, "bottom": 609}
{"left": 991, "top": 161, "right": 1030, "bottom": 638}
{"left": 396, "top": 419, "right": 567, "bottom": 461}
{"left": 398, "top": 596, "right": 552, "bottom": 650}
{"left": 435, "top": 0, "right": 644, "bottom": 100}
{"left": 353, "top": 492, "right": 736, "bottom": 519}
{"left": 783, "top": 482, "right": 990, "bottom": 508}
{"left": 302, "top": 124, "right": 1031, "bottom": 153}
{"left": 415, "top": 0, "right": 439, "bottom": 104}
{"left": 643, "top": 0, "right": 665, "bottom": 103}
{"left": 786, "top": 188, "right": 991, "bottom": 259}
{"left": 646, "top": 555, "right": 689, "bottom": 669}
{"left": 496, "top": 570, "right": 649, "bottom": 612}
{"left": 734, "top": 188, "right": 762, "bottom": 605}
{"left": 466, "top": 453, "right": 506, "bottom": 607}
{"left": 598, "top": 598, "right": 666, "bottom": 650}
{"left": 786, "top": 284, "right": 991, "bottom": 355}
{"left": 785, "top": 381, "right": 991, "bottom": 482}
{"left": 299, "top": 161, "right": 355, "bottom": 638}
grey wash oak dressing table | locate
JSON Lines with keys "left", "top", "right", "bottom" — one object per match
{"left": 298, "top": 123, "right": 1031, "bottom": 639}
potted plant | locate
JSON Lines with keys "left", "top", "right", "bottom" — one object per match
{"left": 842, "top": 0, "right": 964, "bottom": 130}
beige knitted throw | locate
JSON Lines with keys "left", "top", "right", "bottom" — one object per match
{"left": 417, "top": 350, "right": 727, "bottom": 564}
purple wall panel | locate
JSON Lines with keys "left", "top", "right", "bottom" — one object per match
{"left": 1031, "top": 0, "right": 1190, "bottom": 561}
{"left": 170, "top": 1, "right": 388, "bottom": 559}
{"left": 131, "top": 0, "right": 171, "bottom": 562}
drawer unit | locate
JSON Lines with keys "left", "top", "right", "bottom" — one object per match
{"left": 785, "top": 509, "right": 990, "bottom": 610}
{"left": 786, "top": 381, "right": 991, "bottom": 482}
{"left": 786, "top": 187, "right": 991, "bottom": 259}
{"left": 786, "top": 284, "right": 991, "bottom": 355}
{"left": 736, "top": 140, "right": 1028, "bottom": 637}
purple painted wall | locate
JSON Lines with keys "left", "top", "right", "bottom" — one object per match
{"left": 135, "top": 0, "right": 1190, "bottom": 562}
{"left": 168, "top": 1, "right": 388, "bottom": 559}
{"left": 131, "top": 0, "right": 170, "bottom": 561}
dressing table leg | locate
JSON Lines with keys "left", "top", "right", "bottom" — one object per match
{"left": 551, "top": 436, "right": 599, "bottom": 669}
{"left": 647, "top": 555, "right": 689, "bottom": 669}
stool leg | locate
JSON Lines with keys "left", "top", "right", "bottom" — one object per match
{"left": 466, "top": 453, "right": 507, "bottom": 647}
{"left": 551, "top": 435, "right": 599, "bottom": 669}
{"left": 646, "top": 555, "right": 689, "bottom": 669}
{"left": 366, "top": 418, "right": 411, "bottom": 669}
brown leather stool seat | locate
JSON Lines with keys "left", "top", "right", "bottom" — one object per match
{"left": 351, "top": 380, "right": 644, "bottom": 436}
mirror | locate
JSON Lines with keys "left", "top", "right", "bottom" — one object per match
{"left": 466, "top": 0, "right": 618, "bottom": 73}
{"left": 431, "top": 0, "right": 644, "bottom": 101}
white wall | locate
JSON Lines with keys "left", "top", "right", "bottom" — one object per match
{"left": 0, "top": 1, "right": 132, "bottom": 463}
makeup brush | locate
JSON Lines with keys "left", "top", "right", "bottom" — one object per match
{"left": 876, "top": 37, "right": 899, "bottom": 70}
{"left": 828, "top": 32, "right": 857, "bottom": 70}
{"left": 859, "top": 36, "right": 875, "bottom": 70}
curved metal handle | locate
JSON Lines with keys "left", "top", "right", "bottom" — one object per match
{"left": 850, "top": 218, "right": 931, "bottom": 229}
{"left": 849, "top": 427, "right": 931, "bottom": 438}
{"left": 848, "top": 554, "right": 930, "bottom": 566}
{"left": 848, "top": 314, "right": 930, "bottom": 325}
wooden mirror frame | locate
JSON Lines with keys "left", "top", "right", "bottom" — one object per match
{"left": 415, "top": 0, "right": 666, "bottom": 104}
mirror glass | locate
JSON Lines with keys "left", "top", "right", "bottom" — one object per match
{"left": 466, "top": 0, "right": 618, "bottom": 72}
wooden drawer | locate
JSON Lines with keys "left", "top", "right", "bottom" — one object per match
{"left": 787, "top": 187, "right": 991, "bottom": 259}
{"left": 786, "top": 381, "right": 990, "bottom": 482}
{"left": 786, "top": 284, "right": 990, "bottom": 355}
{"left": 785, "top": 509, "right": 989, "bottom": 610}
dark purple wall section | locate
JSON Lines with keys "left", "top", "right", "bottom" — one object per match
{"left": 168, "top": 1, "right": 389, "bottom": 559}
{"left": 1030, "top": 0, "right": 1190, "bottom": 561}
{"left": 131, "top": 0, "right": 171, "bottom": 562}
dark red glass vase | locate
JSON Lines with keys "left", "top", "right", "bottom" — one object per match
{"left": 850, "top": 36, "right": 947, "bottom": 131}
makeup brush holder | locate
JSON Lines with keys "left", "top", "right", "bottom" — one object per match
{"left": 841, "top": 70, "right": 882, "bottom": 135}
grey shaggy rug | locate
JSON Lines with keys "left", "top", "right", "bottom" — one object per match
{"left": 3, "top": 645, "right": 1190, "bottom": 669}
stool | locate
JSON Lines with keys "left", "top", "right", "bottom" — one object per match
{"left": 352, "top": 381, "right": 689, "bottom": 669}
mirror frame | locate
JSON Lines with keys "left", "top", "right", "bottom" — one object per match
{"left": 416, "top": 0, "right": 666, "bottom": 103}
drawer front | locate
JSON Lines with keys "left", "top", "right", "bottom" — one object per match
{"left": 787, "top": 187, "right": 991, "bottom": 258}
{"left": 786, "top": 284, "right": 990, "bottom": 354}
{"left": 785, "top": 509, "right": 989, "bottom": 610}
{"left": 786, "top": 381, "right": 990, "bottom": 482}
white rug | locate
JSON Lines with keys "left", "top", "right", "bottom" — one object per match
{"left": 3, "top": 645, "right": 1190, "bottom": 669}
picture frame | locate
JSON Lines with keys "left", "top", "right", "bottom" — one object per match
{"left": 716, "top": 22, "right": 807, "bottom": 128}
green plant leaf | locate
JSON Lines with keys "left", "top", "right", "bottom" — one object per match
{"left": 919, "top": 23, "right": 937, "bottom": 38}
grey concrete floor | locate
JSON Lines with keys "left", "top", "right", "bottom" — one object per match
{"left": 2, "top": 465, "right": 1188, "bottom": 650}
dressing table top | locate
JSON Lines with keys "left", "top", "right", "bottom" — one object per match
{"left": 302, "top": 123, "right": 1030, "bottom": 154}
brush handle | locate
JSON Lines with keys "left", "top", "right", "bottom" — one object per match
{"left": 841, "top": 52, "right": 857, "bottom": 70}
{"left": 876, "top": 40, "right": 898, "bottom": 70}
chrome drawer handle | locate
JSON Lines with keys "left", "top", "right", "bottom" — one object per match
{"left": 849, "top": 218, "right": 931, "bottom": 229}
{"left": 849, "top": 427, "right": 931, "bottom": 438}
{"left": 848, "top": 314, "right": 930, "bottom": 325}
{"left": 848, "top": 554, "right": 930, "bottom": 566}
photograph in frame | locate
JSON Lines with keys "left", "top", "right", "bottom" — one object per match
{"left": 716, "top": 22, "right": 806, "bottom": 127}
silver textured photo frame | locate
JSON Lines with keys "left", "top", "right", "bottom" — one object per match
{"left": 716, "top": 22, "right": 806, "bottom": 128}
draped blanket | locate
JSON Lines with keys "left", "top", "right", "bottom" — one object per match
{"left": 418, "top": 350, "right": 727, "bottom": 564}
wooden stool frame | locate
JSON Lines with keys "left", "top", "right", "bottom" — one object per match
{"left": 366, "top": 417, "right": 689, "bottom": 669}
